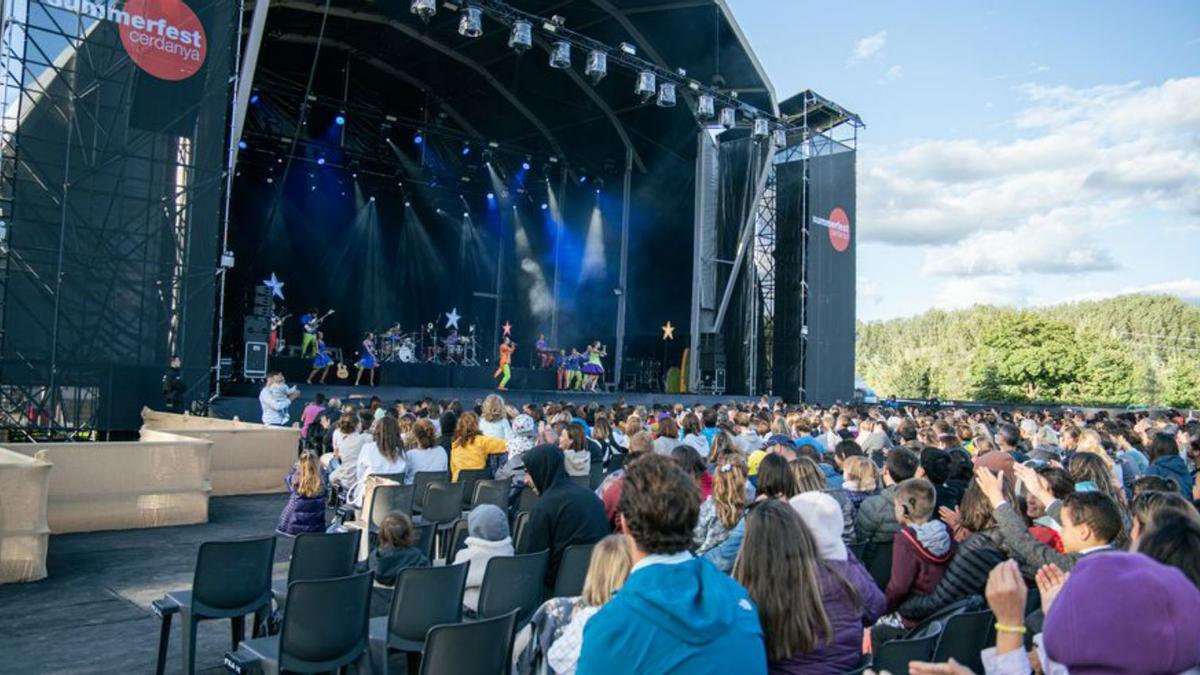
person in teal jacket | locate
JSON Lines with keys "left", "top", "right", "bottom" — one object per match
{"left": 576, "top": 454, "right": 767, "bottom": 675}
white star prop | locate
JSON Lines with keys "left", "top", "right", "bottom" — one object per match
{"left": 445, "top": 307, "right": 462, "bottom": 330}
{"left": 263, "top": 273, "right": 285, "bottom": 299}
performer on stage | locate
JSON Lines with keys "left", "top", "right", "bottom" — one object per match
{"left": 493, "top": 336, "right": 516, "bottom": 391}
{"left": 536, "top": 334, "right": 555, "bottom": 368}
{"left": 307, "top": 331, "right": 334, "bottom": 384}
{"left": 354, "top": 332, "right": 378, "bottom": 387}
{"left": 565, "top": 348, "right": 584, "bottom": 390}
{"left": 581, "top": 341, "right": 607, "bottom": 392}
{"left": 556, "top": 349, "right": 569, "bottom": 390}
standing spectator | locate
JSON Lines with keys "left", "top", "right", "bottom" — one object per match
{"left": 162, "top": 356, "right": 186, "bottom": 412}
{"left": 520, "top": 444, "right": 608, "bottom": 591}
{"left": 577, "top": 454, "right": 767, "bottom": 675}
{"left": 855, "top": 447, "right": 920, "bottom": 544}
{"left": 1146, "top": 431, "right": 1193, "bottom": 497}
{"left": 258, "top": 373, "right": 299, "bottom": 426}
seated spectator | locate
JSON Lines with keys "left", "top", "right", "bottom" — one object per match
{"left": 782, "top": 493, "right": 886, "bottom": 672}
{"left": 576, "top": 454, "right": 767, "bottom": 675}
{"left": 693, "top": 455, "right": 748, "bottom": 555}
{"left": 478, "top": 394, "right": 512, "bottom": 441}
{"left": 917, "top": 447, "right": 958, "bottom": 512}
{"left": 1131, "top": 473, "right": 1179, "bottom": 497}
{"left": 276, "top": 451, "right": 328, "bottom": 535}
{"left": 403, "top": 418, "right": 448, "bottom": 485}
{"left": 671, "top": 444, "right": 712, "bottom": 499}
{"left": 1129, "top": 489, "right": 1199, "bottom": 544}
{"left": 1136, "top": 511, "right": 1200, "bottom": 588}
{"left": 495, "top": 413, "right": 537, "bottom": 488}
{"left": 455, "top": 504, "right": 513, "bottom": 615}
{"left": 841, "top": 454, "right": 879, "bottom": 511}
{"left": 1146, "top": 431, "right": 1193, "bottom": 496}
{"left": 545, "top": 535, "right": 633, "bottom": 675}
{"left": 352, "top": 415, "right": 407, "bottom": 507}
{"left": 449, "top": 411, "right": 507, "bottom": 480}
{"left": 596, "top": 431, "right": 653, "bottom": 530}
{"left": 1023, "top": 465, "right": 1074, "bottom": 551}
{"left": 652, "top": 416, "right": 680, "bottom": 456}
{"left": 792, "top": 456, "right": 856, "bottom": 544}
{"left": 879, "top": 478, "right": 953, "bottom": 634}
{"left": 855, "top": 447, "right": 920, "bottom": 545}
{"left": 680, "top": 412, "right": 711, "bottom": 457}
{"left": 704, "top": 453, "right": 798, "bottom": 572}
{"left": 896, "top": 481, "right": 1009, "bottom": 621}
{"left": 560, "top": 422, "right": 595, "bottom": 477}
{"left": 520, "top": 444, "right": 608, "bottom": 591}
{"left": 326, "top": 410, "right": 370, "bottom": 492}
{"left": 361, "top": 511, "right": 429, "bottom": 585}
{"left": 974, "top": 553, "right": 1200, "bottom": 675}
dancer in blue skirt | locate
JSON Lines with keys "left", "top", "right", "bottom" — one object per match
{"left": 355, "top": 332, "right": 379, "bottom": 387}
{"left": 306, "top": 331, "right": 334, "bottom": 384}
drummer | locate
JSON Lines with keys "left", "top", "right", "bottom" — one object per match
{"left": 445, "top": 329, "right": 462, "bottom": 364}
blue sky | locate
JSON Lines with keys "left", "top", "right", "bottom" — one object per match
{"left": 727, "top": 0, "right": 1200, "bottom": 321}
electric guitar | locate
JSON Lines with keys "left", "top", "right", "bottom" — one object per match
{"left": 270, "top": 312, "right": 292, "bottom": 331}
{"left": 305, "top": 309, "right": 335, "bottom": 333}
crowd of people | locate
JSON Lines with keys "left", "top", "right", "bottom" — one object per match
{"left": 266, "top": 382, "right": 1200, "bottom": 674}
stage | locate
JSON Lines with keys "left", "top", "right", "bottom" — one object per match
{"left": 258, "top": 356, "right": 557, "bottom": 391}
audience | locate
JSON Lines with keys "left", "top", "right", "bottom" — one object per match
{"left": 478, "top": 394, "right": 513, "bottom": 441}
{"left": 856, "top": 447, "right": 920, "bottom": 545}
{"left": 403, "top": 418, "right": 448, "bottom": 484}
{"left": 519, "top": 444, "right": 608, "bottom": 591}
{"left": 693, "top": 454, "right": 749, "bottom": 554}
{"left": 545, "top": 535, "right": 633, "bottom": 675}
{"left": 449, "top": 411, "right": 508, "bottom": 480}
{"left": 878, "top": 478, "right": 954, "bottom": 635}
{"left": 361, "top": 511, "right": 429, "bottom": 585}
{"left": 454, "top": 504, "right": 513, "bottom": 616}
{"left": 791, "top": 456, "right": 857, "bottom": 544}
{"left": 276, "top": 451, "right": 328, "bottom": 535}
{"left": 560, "top": 422, "right": 595, "bottom": 477}
{"left": 352, "top": 415, "right": 407, "bottom": 507}
{"left": 671, "top": 444, "right": 712, "bottom": 499}
{"left": 1146, "top": 431, "right": 1193, "bottom": 496}
{"left": 577, "top": 454, "right": 767, "bottom": 675}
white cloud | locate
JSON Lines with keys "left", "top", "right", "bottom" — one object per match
{"left": 848, "top": 30, "right": 886, "bottom": 65}
{"left": 935, "top": 277, "right": 1029, "bottom": 310}
{"left": 1061, "top": 278, "right": 1200, "bottom": 306}
{"left": 858, "top": 276, "right": 883, "bottom": 308}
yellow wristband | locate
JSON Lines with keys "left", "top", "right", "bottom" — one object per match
{"left": 995, "top": 622, "right": 1027, "bottom": 635}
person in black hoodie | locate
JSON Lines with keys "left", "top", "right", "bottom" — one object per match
{"left": 520, "top": 443, "right": 608, "bottom": 591}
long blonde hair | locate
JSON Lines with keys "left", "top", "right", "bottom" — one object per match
{"left": 294, "top": 452, "right": 322, "bottom": 498}
{"left": 1076, "top": 429, "right": 1115, "bottom": 470}
{"left": 713, "top": 456, "right": 749, "bottom": 528}
{"left": 843, "top": 456, "right": 878, "bottom": 492}
{"left": 481, "top": 394, "right": 506, "bottom": 423}
{"left": 581, "top": 534, "right": 633, "bottom": 607}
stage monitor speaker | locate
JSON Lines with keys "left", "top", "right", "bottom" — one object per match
{"left": 252, "top": 285, "right": 272, "bottom": 318}
{"left": 244, "top": 341, "right": 268, "bottom": 379}
{"left": 244, "top": 316, "right": 270, "bottom": 344}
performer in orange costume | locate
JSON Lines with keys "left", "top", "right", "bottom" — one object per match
{"left": 493, "top": 336, "right": 516, "bottom": 390}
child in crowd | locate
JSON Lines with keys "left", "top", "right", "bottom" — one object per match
{"left": 455, "top": 504, "right": 514, "bottom": 615}
{"left": 842, "top": 455, "right": 879, "bottom": 509}
{"left": 363, "top": 511, "right": 429, "bottom": 585}
{"left": 878, "top": 478, "right": 954, "bottom": 634}
{"left": 545, "top": 535, "right": 633, "bottom": 675}
{"left": 276, "top": 451, "right": 328, "bottom": 535}
{"left": 693, "top": 455, "right": 749, "bottom": 554}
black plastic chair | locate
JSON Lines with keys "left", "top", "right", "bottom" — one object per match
{"left": 512, "top": 511, "right": 531, "bottom": 551}
{"left": 933, "top": 609, "right": 995, "bottom": 673}
{"left": 455, "top": 469, "right": 489, "bottom": 508}
{"left": 872, "top": 620, "right": 942, "bottom": 675}
{"left": 607, "top": 453, "right": 626, "bottom": 473}
{"left": 515, "top": 487, "right": 540, "bottom": 514}
{"left": 227, "top": 572, "right": 373, "bottom": 674}
{"left": 447, "top": 518, "right": 470, "bottom": 562}
{"left": 471, "top": 479, "right": 511, "bottom": 510}
{"left": 588, "top": 462, "right": 605, "bottom": 490}
{"left": 415, "top": 523, "right": 436, "bottom": 562}
{"left": 477, "top": 550, "right": 549, "bottom": 625}
{"left": 421, "top": 481, "right": 466, "bottom": 559}
{"left": 153, "top": 537, "right": 276, "bottom": 675}
{"left": 862, "top": 539, "right": 894, "bottom": 590}
{"left": 569, "top": 474, "right": 591, "bottom": 488}
{"left": 551, "top": 543, "right": 595, "bottom": 598}
{"left": 369, "top": 483, "right": 416, "bottom": 525}
{"left": 904, "top": 595, "right": 984, "bottom": 640}
{"left": 271, "top": 531, "right": 358, "bottom": 610}
{"left": 418, "top": 610, "right": 519, "bottom": 675}
{"left": 370, "top": 563, "right": 469, "bottom": 675}
{"left": 412, "top": 470, "right": 450, "bottom": 512}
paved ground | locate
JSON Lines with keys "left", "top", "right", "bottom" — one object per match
{"left": 0, "top": 495, "right": 299, "bottom": 674}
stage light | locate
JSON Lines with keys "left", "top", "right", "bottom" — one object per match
{"left": 586, "top": 50, "right": 607, "bottom": 83}
{"left": 509, "top": 19, "right": 532, "bottom": 52}
{"left": 335, "top": 113, "right": 345, "bottom": 125}
{"left": 404, "top": 200, "right": 411, "bottom": 207}
{"left": 522, "top": 160, "right": 531, "bottom": 171}
{"left": 618, "top": 42, "right": 636, "bottom": 56}
{"left": 481, "top": 149, "right": 493, "bottom": 164}
{"left": 774, "top": 128, "right": 789, "bottom": 148}
{"left": 267, "top": 177, "right": 273, "bottom": 184}
{"left": 697, "top": 94, "right": 715, "bottom": 119}
{"left": 549, "top": 41, "right": 571, "bottom": 69}
{"left": 487, "top": 192, "right": 495, "bottom": 200}
{"left": 237, "top": 139, "right": 247, "bottom": 150}
{"left": 249, "top": 92, "right": 259, "bottom": 104}
{"left": 541, "top": 203, "right": 549, "bottom": 210}
{"left": 413, "top": 132, "right": 424, "bottom": 144}
{"left": 461, "top": 143, "right": 471, "bottom": 156}
{"left": 411, "top": 0, "right": 436, "bottom": 22}
{"left": 753, "top": 117, "right": 769, "bottom": 138}
{"left": 370, "top": 196, "right": 376, "bottom": 202}
{"left": 578, "top": 174, "right": 587, "bottom": 184}
{"left": 719, "top": 106, "right": 737, "bottom": 129}
{"left": 657, "top": 82, "right": 676, "bottom": 108}
{"left": 635, "top": 71, "right": 656, "bottom": 100}
{"left": 543, "top": 15, "right": 566, "bottom": 33}
{"left": 463, "top": 211, "right": 469, "bottom": 217}
{"left": 317, "top": 157, "right": 326, "bottom": 165}
{"left": 458, "top": 6, "right": 482, "bottom": 38}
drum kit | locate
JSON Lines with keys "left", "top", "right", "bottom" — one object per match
{"left": 378, "top": 322, "right": 480, "bottom": 366}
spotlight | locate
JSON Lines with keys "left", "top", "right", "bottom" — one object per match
{"left": 404, "top": 200, "right": 411, "bottom": 207}
{"left": 543, "top": 14, "right": 566, "bottom": 32}
{"left": 487, "top": 192, "right": 495, "bottom": 200}
{"left": 413, "top": 131, "right": 424, "bottom": 144}
{"left": 656, "top": 82, "right": 676, "bottom": 108}
{"left": 249, "top": 92, "right": 259, "bottom": 104}
{"left": 719, "top": 106, "right": 737, "bottom": 129}
{"left": 458, "top": 5, "right": 482, "bottom": 38}
{"left": 541, "top": 203, "right": 549, "bottom": 210}
{"left": 549, "top": 41, "right": 571, "bottom": 69}
{"left": 461, "top": 143, "right": 471, "bottom": 156}
{"left": 521, "top": 160, "right": 531, "bottom": 171}
{"left": 585, "top": 50, "right": 607, "bottom": 83}
{"left": 237, "top": 139, "right": 247, "bottom": 150}
{"left": 463, "top": 211, "right": 469, "bottom": 217}
{"left": 317, "top": 157, "right": 326, "bottom": 165}
{"left": 618, "top": 42, "right": 637, "bottom": 56}
{"left": 481, "top": 149, "right": 493, "bottom": 164}
{"left": 634, "top": 71, "right": 656, "bottom": 100}
{"left": 697, "top": 94, "right": 715, "bottom": 119}
{"left": 335, "top": 113, "right": 345, "bottom": 125}
{"left": 578, "top": 174, "right": 587, "bottom": 184}
{"left": 508, "top": 19, "right": 532, "bottom": 53}
{"left": 267, "top": 177, "right": 273, "bottom": 184}
{"left": 753, "top": 117, "right": 770, "bottom": 138}
{"left": 410, "top": 0, "right": 436, "bottom": 22}
{"left": 774, "top": 128, "right": 789, "bottom": 148}
{"left": 369, "top": 196, "right": 376, "bottom": 202}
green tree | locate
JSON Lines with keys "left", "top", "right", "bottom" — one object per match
{"left": 1075, "top": 334, "right": 1140, "bottom": 405}
{"left": 890, "top": 356, "right": 933, "bottom": 399}
{"left": 1162, "top": 355, "right": 1200, "bottom": 409}
{"left": 969, "top": 312, "right": 1083, "bottom": 401}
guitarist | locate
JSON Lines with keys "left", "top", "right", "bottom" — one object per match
{"left": 269, "top": 310, "right": 291, "bottom": 355}
{"left": 299, "top": 308, "right": 334, "bottom": 358}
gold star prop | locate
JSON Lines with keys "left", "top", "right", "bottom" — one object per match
{"left": 662, "top": 321, "right": 675, "bottom": 340}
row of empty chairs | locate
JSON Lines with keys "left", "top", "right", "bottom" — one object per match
{"left": 847, "top": 596, "right": 997, "bottom": 674}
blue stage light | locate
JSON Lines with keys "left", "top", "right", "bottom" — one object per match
{"left": 541, "top": 203, "right": 549, "bottom": 210}
{"left": 461, "top": 144, "right": 471, "bottom": 156}
{"left": 578, "top": 175, "right": 587, "bottom": 184}
{"left": 249, "top": 93, "right": 259, "bottom": 104}
{"left": 237, "top": 140, "right": 247, "bottom": 150}
{"left": 522, "top": 161, "right": 531, "bottom": 171}
{"left": 335, "top": 114, "right": 345, "bottom": 126}
{"left": 487, "top": 192, "right": 495, "bottom": 200}
{"left": 414, "top": 133, "right": 424, "bottom": 144}
{"left": 317, "top": 157, "right": 326, "bottom": 166}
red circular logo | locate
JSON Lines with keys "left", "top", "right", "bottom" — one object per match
{"left": 118, "top": 0, "right": 207, "bottom": 81}
{"left": 828, "top": 207, "right": 850, "bottom": 252}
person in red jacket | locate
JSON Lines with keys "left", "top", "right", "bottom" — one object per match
{"left": 876, "top": 478, "right": 955, "bottom": 642}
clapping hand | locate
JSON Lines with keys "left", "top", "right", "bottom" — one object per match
{"left": 974, "top": 466, "right": 1006, "bottom": 508}
{"left": 986, "top": 559, "right": 1027, "bottom": 627}
{"left": 1013, "top": 463, "right": 1053, "bottom": 507}
{"left": 1035, "top": 563, "right": 1068, "bottom": 617}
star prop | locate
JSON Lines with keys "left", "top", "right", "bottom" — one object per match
{"left": 502, "top": 321, "right": 513, "bottom": 337}
{"left": 263, "top": 273, "right": 285, "bottom": 300}
{"left": 662, "top": 321, "right": 675, "bottom": 340}
{"left": 445, "top": 307, "right": 462, "bottom": 330}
